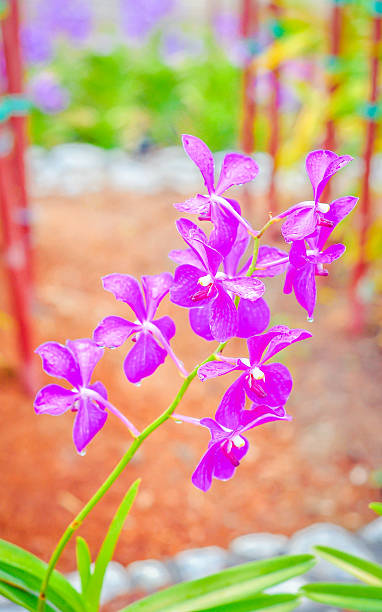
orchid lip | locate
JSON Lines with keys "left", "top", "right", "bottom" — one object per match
{"left": 317, "top": 202, "right": 330, "bottom": 214}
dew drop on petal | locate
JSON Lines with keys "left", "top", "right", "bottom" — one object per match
{"left": 307, "top": 316, "right": 314, "bottom": 323}
{"left": 79, "top": 450, "right": 86, "bottom": 456}
{"left": 134, "top": 382, "right": 142, "bottom": 387}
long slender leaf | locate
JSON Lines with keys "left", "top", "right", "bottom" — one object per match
{"left": 0, "top": 539, "right": 84, "bottom": 612}
{"left": 369, "top": 502, "right": 382, "bottom": 517}
{"left": 86, "top": 479, "right": 140, "bottom": 609}
{"left": 122, "top": 554, "right": 315, "bottom": 612}
{"left": 0, "top": 580, "right": 56, "bottom": 612}
{"left": 76, "top": 536, "right": 92, "bottom": 594}
{"left": 313, "top": 545, "right": 382, "bottom": 587}
{"left": 301, "top": 583, "right": 382, "bottom": 611}
{"left": 194, "top": 593, "right": 300, "bottom": 612}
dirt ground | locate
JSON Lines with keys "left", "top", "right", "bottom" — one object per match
{"left": 0, "top": 187, "right": 381, "bottom": 578}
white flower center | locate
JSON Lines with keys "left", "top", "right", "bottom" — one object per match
{"left": 232, "top": 435, "right": 245, "bottom": 448}
{"left": 240, "top": 358, "right": 251, "bottom": 367}
{"left": 198, "top": 274, "right": 213, "bottom": 286}
{"left": 251, "top": 366, "right": 265, "bottom": 380}
{"left": 317, "top": 202, "right": 330, "bottom": 214}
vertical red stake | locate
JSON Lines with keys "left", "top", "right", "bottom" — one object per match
{"left": 239, "top": 0, "right": 258, "bottom": 214}
{"left": 0, "top": 0, "right": 35, "bottom": 392}
{"left": 267, "top": 1, "right": 282, "bottom": 215}
{"left": 350, "top": 12, "right": 382, "bottom": 333}
{"left": 323, "top": 0, "right": 343, "bottom": 203}
{"left": 1, "top": 0, "right": 31, "bottom": 282}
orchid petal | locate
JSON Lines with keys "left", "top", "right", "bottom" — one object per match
{"left": 317, "top": 155, "right": 353, "bottom": 201}
{"left": 281, "top": 206, "right": 317, "bottom": 242}
{"left": 102, "top": 274, "right": 146, "bottom": 322}
{"left": 209, "top": 200, "right": 239, "bottom": 257}
{"left": 34, "top": 384, "right": 77, "bottom": 415}
{"left": 317, "top": 195, "right": 358, "bottom": 249}
{"left": 170, "top": 264, "right": 212, "bottom": 308}
{"left": 88, "top": 381, "right": 108, "bottom": 400}
{"left": 189, "top": 306, "right": 214, "bottom": 341}
{"left": 66, "top": 339, "right": 104, "bottom": 387}
{"left": 247, "top": 326, "right": 294, "bottom": 364}
{"left": 213, "top": 438, "right": 249, "bottom": 480}
{"left": 289, "top": 240, "right": 308, "bottom": 268}
{"left": 209, "top": 286, "right": 238, "bottom": 341}
{"left": 174, "top": 194, "right": 211, "bottom": 215}
{"left": 141, "top": 272, "right": 173, "bottom": 320}
{"left": 292, "top": 265, "right": 317, "bottom": 319}
{"left": 72, "top": 397, "right": 107, "bottom": 453}
{"left": 176, "top": 218, "right": 222, "bottom": 275}
{"left": 261, "top": 326, "right": 312, "bottom": 363}
{"left": 35, "top": 342, "right": 81, "bottom": 388}
{"left": 123, "top": 332, "right": 167, "bottom": 384}
{"left": 237, "top": 297, "right": 270, "bottom": 338}
{"left": 283, "top": 265, "right": 296, "bottom": 294}
{"left": 215, "top": 376, "right": 246, "bottom": 428}
{"left": 198, "top": 360, "right": 240, "bottom": 381}
{"left": 246, "top": 363, "right": 293, "bottom": 407}
{"left": 182, "top": 134, "right": 215, "bottom": 194}
{"left": 317, "top": 243, "right": 345, "bottom": 264}
{"left": 93, "top": 316, "right": 139, "bottom": 348}
{"left": 305, "top": 149, "right": 338, "bottom": 199}
{"left": 152, "top": 315, "right": 176, "bottom": 340}
{"left": 191, "top": 442, "right": 220, "bottom": 491}
{"left": 215, "top": 153, "right": 259, "bottom": 195}
{"left": 239, "top": 405, "right": 291, "bottom": 432}
{"left": 253, "top": 245, "right": 289, "bottom": 277}
{"left": 220, "top": 276, "right": 265, "bottom": 301}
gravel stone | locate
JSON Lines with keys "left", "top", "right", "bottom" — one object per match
{"left": 174, "top": 546, "right": 228, "bottom": 581}
{"left": 230, "top": 532, "right": 288, "bottom": 562}
{"left": 127, "top": 559, "right": 172, "bottom": 592}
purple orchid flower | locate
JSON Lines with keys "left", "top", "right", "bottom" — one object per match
{"left": 175, "top": 134, "right": 259, "bottom": 255}
{"left": 34, "top": 339, "right": 139, "bottom": 453}
{"left": 190, "top": 404, "right": 291, "bottom": 491}
{"left": 170, "top": 219, "right": 265, "bottom": 342}
{"left": 120, "top": 0, "right": 174, "bottom": 45}
{"left": 280, "top": 149, "right": 354, "bottom": 243}
{"left": 21, "top": 25, "right": 53, "bottom": 65}
{"left": 198, "top": 326, "right": 311, "bottom": 409}
{"left": 283, "top": 195, "right": 359, "bottom": 320}
{"left": 94, "top": 273, "right": 187, "bottom": 384}
{"left": 37, "top": 0, "right": 92, "bottom": 43}
{"left": 171, "top": 223, "right": 277, "bottom": 341}
{"left": 29, "top": 73, "right": 70, "bottom": 114}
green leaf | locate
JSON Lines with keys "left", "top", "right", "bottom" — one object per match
{"left": 86, "top": 479, "right": 140, "bottom": 609}
{"left": 122, "top": 554, "right": 315, "bottom": 612}
{"left": 0, "top": 539, "right": 85, "bottom": 612}
{"left": 313, "top": 545, "right": 382, "bottom": 586}
{"left": 0, "top": 580, "right": 56, "bottom": 612}
{"left": 76, "top": 536, "right": 92, "bottom": 594}
{"left": 301, "top": 583, "right": 382, "bottom": 611}
{"left": 369, "top": 502, "right": 382, "bottom": 517}
{"left": 194, "top": 593, "right": 300, "bottom": 612}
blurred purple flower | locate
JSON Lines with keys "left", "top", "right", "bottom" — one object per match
{"left": 280, "top": 150, "right": 354, "bottom": 243}
{"left": 175, "top": 134, "right": 258, "bottom": 256}
{"left": 37, "top": 0, "right": 92, "bottom": 43}
{"left": 120, "top": 0, "right": 174, "bottom": 44}
{"left": 170, "top": 219, "right": 265, "bottom": 341}
{"left": 191, "top": 404, "right": 290, "bottom": 491}
{"left": 160, "top": 31, "right": 204, "bottom": 66}
{"left": 94, "top": 272, "right": 186, "bottom": 384}
{"left": 21, "top": 25, "right": 53, "bottom": 65}
{"left": 198, "top": 326, "right": 311, "bottom": 409}
{"left": 29, "top": 73, "right": 70, "bottom": 114}
{"left": 284, "top": 195, "right": 358, "bottom": 319}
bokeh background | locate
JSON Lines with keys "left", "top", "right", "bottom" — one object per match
{"left": 0, "top": 0, "right": 381, "bottom": 587}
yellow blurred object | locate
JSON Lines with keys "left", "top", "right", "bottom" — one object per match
{"left": 0, "top": 310, "right": 14, "bottom": 330}
{"left": 251, "top": 30, "right": 319, "bottom": 71}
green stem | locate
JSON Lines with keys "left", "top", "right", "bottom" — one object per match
{"left": 247, "top": 216, "right": 281, "bottom": 277}
{"left": 37, "top": 350, "right": 222, "bottom": 611}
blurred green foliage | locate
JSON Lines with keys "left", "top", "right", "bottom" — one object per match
{"left": 29, "top": 36, "right": 240, "bottom": 152}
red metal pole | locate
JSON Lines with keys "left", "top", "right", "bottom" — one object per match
{"left": 239, "top": 0, "right": 258, "bottom": 214}
{"left": 323, "top": 1, "right": 343, "bottom": 203}
{"left": 1, "top": 0, "right": 31, "bottom": 281}
{"left": 350, "top": 13, "right": 382, "bottom": 333}
{"left": 0, "top": 1, "right": 35, "bottom": 392}
{"left": 267, "top": 1, "right": 282, "bottom": 214}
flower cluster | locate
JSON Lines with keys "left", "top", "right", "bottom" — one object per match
{"left": 34, "top": 135, "right": 357, "bottom": 490}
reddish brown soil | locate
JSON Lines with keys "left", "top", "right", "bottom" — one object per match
{"left": 0, "top": 189, "right": 381, "bottom": 576}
